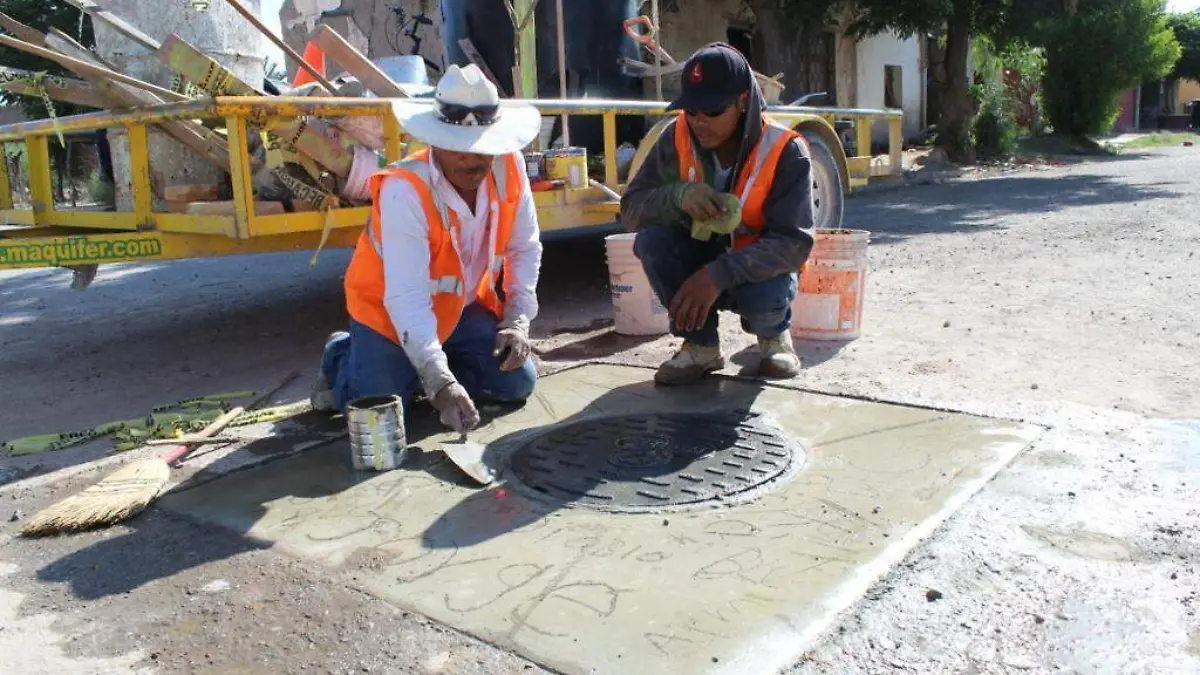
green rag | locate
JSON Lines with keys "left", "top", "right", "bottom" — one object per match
{"left": 691, "top": 193, "right": 742, "bottom": 241}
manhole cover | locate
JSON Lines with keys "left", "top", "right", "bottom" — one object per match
{"left": 508, "top": 411, "right": 801, "bottom": 512}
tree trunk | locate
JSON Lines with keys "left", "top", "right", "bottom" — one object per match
{"left": 939, "top": 5, "right": 976, "bottom": 163}
{"left": 751, "top": 2, "right": 797, "bottom": 89}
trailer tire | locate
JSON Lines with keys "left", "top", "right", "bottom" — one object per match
{"left": 800, "top": 133, "right": 845, "bottom": 230}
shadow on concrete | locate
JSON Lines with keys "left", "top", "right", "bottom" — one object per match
{"left": 535, "top": 327, "right": 660, "bottom": 362}
{"left": 34, "top": 515, "right": 271, "bottom": 601}
{"left": 729, "top": 339, "right": 850, "bottom": 375}
{"left": 849, "top": 172, "right": 1183, "bottom": 245}
{"left": 421, "top": 376, "right": 766, "bottom": 549}
{"left": 30, "top": 412, "right": 351, "bottom": 600}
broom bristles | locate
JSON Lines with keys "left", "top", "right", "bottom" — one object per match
{"left": 20, "top": 459, "right": 170, "bottom": 536}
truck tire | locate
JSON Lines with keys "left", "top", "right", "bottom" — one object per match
{"left": 800, "top": 133, "right": 845, "bottom": 230}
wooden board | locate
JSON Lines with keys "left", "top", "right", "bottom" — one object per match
{"left": 186, "top": 200, "right": 285, "bottom": 216}
{"left": 310, "top": 25, "right": 407, "bottom": 98}
{"left": 164, "top": 184, "right": 221, "bottom": 202}
{"left": 158, "top": 34, "right": 356, "bottom": 177}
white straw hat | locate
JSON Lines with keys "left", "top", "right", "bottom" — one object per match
{"left": 391, "top": 64, "right": 542, "bottom": 155}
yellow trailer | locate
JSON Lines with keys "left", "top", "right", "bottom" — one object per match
{"left": 0, "top": 96, "right": 903, "bottom": 273}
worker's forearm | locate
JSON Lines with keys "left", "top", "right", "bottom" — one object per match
{"left": 619, "top": 128, "right": 691, "bottom": 231}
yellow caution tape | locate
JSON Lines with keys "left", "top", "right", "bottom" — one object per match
{"left": 1, "top": 392, "right": 311, "bottom": 457}
{"left": 30, "top": 73, "right": 66, "bottom": 149}
{"left": 309, "top": 193, "right": 341, "bottom": 268}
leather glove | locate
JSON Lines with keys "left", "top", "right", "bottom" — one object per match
{"left": 493, "top": 328, "right": 532, "bottom": 372}
{"left": 432, "top": 382, "right": 480, "bottom": 434}
{"left": 677, "top": 182, "right": 727, "bottom": 221}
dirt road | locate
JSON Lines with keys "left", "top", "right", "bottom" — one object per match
{"left": 2, "top": 146, "right": 1198, "bottom": 674}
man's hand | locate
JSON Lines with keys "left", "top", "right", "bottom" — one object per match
{"left": 493, "top": 328, "right": 531, "bottom": 372}
{"left": 432, "top": 382, "right": 480, "bottom": 434}
{"left": 670, "top": 267, "right": 720, "bottom": 332}
{"left": 678, "top": 183, "right": 726, "bottom": 221}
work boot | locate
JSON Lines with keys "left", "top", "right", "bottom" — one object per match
{"left": 654, "top": 342, "right": 725, "bottom": 386}
{"left": 310, "top": 332, "right": 344, "bottom": 413}
{"left": 310, "top": 369, "right": 337, "bottom": 413}
{"left": 757, "top": 332, "right": 801, "bottom": 379}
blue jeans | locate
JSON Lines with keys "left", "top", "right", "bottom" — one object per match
{"left": 634, "top": 225, "right": 796, "bottom": 347}
{"left": 321, "top": 303, "right": 537, "bottom": 412}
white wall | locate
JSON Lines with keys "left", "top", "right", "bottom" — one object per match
{"left": 855, "top": 31, "right": 924, "bottom": 144}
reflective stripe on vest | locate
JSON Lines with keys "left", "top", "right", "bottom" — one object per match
{"left": 674, "top": 117, "right": 802, "bottom": 250}
{"left": 342, "top": 149, "right": 522, "bottom": 345}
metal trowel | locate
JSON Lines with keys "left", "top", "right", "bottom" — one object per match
{"left": 441, "top": 429, "right": 497, "bottom": 486}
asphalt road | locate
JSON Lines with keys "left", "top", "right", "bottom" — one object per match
{"left": 2, "top": 145, "right": 1199, "bottom": 674}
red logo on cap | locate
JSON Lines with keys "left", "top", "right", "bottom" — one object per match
{"left": 689, "top": 63, "right": 703, "bottom": 84}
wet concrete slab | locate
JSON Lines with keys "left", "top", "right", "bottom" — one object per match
{"left": 160, "top": 364, "right": 1042, "bottom": 675}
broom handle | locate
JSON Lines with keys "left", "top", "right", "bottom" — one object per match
{"left": 160, "top": 406, "right": 245, "bottom": 465}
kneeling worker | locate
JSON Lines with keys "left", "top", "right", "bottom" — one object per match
{"left": 313, "top": 64, "right": 544, "bottom": 433}
{"left": 620, "top": 43, "right": 815, "bottom": 385}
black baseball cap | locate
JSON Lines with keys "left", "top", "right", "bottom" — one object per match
{"left": 666, "top": 43, "right": 752, "bottom": 113}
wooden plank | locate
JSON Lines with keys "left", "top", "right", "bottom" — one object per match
{"left": 0, "top": 11, "right": 48, "bottom": 46}
{"left": 39, "top": 31, "right": 232, "bottom": 172}
{"left": 0, "top": 34, "right": 188, "bottom": 102}
{"left": 458, "top": 38, "right": 503, "bottom": 91}
{"left": 186, "top": 200, "right": 284, "bottom": 216}
{"left": 0, "top": 68, "right": 109, "bottom": 109}
{"left": 159, "top": 34, "right": 257, "bottom": 96}
{"left": 159, "top": 34, "right": 355, "bottom": 177}
{"left": 310, "top": 25, "right": 406, "bottom": 98}
{"left": 63, "top": 0, "right": 159, "bottom": 52}
{"left": 220, "top": 0, "right": 337, "bottom": 93}
{"left": 163, "top": 184, "right": 220, "bottom": 202}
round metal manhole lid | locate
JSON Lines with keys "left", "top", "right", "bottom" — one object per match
{"left": 508, "top": 411, "right": 801, "bottom": 512}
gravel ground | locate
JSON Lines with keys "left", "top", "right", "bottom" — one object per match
{"left": 2, "top": 145, "right": 1198, "bottom": 674}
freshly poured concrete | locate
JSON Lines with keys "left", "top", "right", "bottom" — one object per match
{"left": 162, "top": 364, "right": 1042, "bottom": 675}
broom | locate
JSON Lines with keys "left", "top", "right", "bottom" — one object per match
{"left": 19, "top": 405, "right": 245, "bottom": 537}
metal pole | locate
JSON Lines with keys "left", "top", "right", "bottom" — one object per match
{"left": 652, "top": 0, "right": 662, "bottom": 102}
{"left": 555, "top": 0, "right": 569, "bottom": 146}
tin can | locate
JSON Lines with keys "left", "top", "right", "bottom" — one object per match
{"left": 545, "top": 147, "right": 588, "bottom": 189}
{"left": 524, "top": 151, "right": 545, "bottom": 180}
{"left": 346, "top": 395, "right": 407, "bottom": 471}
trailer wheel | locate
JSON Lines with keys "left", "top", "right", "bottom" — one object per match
{"left": 800, "top": 133, "right": 845, "bottom": 230}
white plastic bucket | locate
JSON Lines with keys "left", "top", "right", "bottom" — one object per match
{"left": 605, "top": 234, "right": 670, "bottom": 336}
{"left": 791, "top": 228, "right": 870, "bottom": 341}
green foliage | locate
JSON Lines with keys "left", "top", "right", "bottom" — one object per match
{"left": 972, "top": 79, "right": 1019, "bottom": 160}
{"left": 1167, "top": 12, "right": 1200, "bottom": 81}
{"left": 846, "top": 0, "right": 1012, "bottom": 38}
{"left": 88, "top": 174, "right": 115, "bottom": 208}
{"left": 846, "top": 0, "right": 1016, "bottom": 163}
{"left": 1037, "top": 0, "right": 1180, "bottom": 137}
{"left": 0, "top": 0, "right": 95, "bottom": 119}
{"left": 975, "top": 35, "right": 1046, "bottom": 132}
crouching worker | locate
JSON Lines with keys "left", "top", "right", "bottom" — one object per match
{"left": 620, "top": 43, "right": 815, "bottom": 386}
{"left": 312, "top": 65, "right": 544, "bottom": 433}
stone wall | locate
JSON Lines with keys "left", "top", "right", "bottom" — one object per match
{"left": 280, "top": 0, "right": 445, "bottom": 80}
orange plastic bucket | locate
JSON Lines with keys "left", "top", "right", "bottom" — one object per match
{"left": 791, "top": 228, "right": 870, "bottom": 341}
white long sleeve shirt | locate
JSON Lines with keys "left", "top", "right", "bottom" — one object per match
{"left": 378, "top": 151, "right": 542, "bottom": 392}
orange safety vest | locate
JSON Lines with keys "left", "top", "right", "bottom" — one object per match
{"left": 343, "top": 148, "right": 522, "bottom": 345}
{"left": 674, "top": 116, "right": 803, "bottom": 250}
